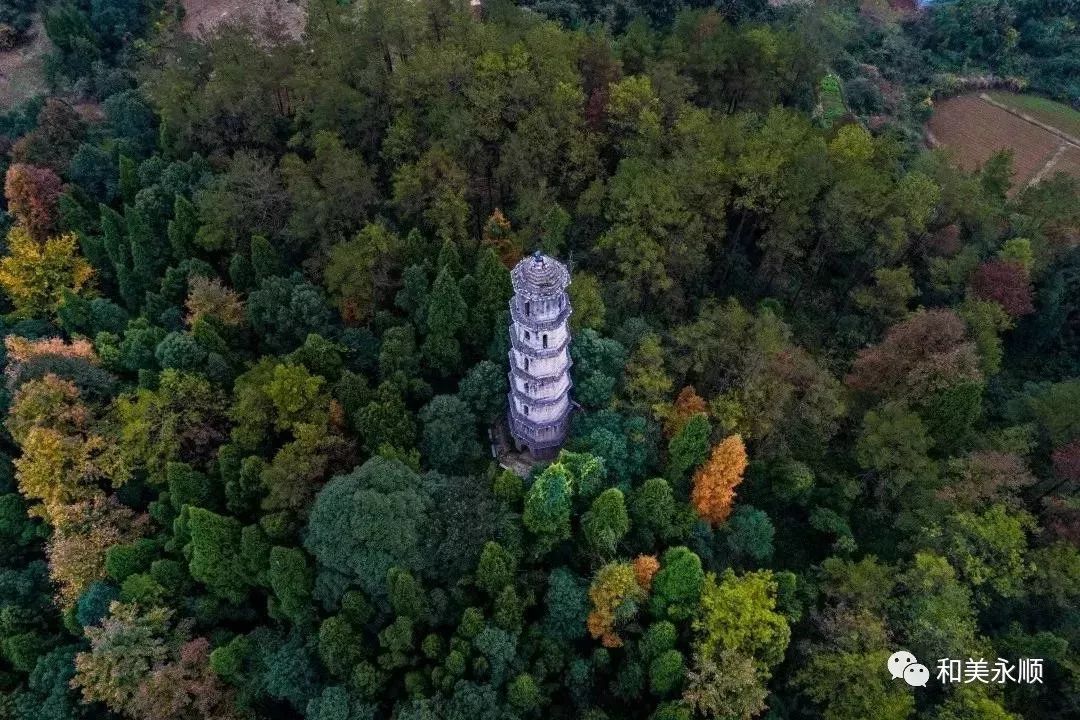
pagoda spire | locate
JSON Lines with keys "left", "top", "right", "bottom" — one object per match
{"left": 506, "top": 252, "right": 573, "bottom": 459}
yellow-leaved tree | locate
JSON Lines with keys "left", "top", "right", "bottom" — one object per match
{"left": 587, "top": 561, "right": 646, "bottom": 648}
{"left": 691, "top": 434, "right": 748, "bottom": 525}
{"left": 8, "top": 374, "right": 105, "bottom": 519}
{"left": 3, "top": 341, "right": 140, "bottom": 606}
{"left": 47, "top": 497, "right": 148, "bottom": 606}
{"left": 0, "top": 226, "right": 93, "bottom": 317}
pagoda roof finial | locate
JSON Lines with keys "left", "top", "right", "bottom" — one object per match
{"left": 511, "top": 252, "right": 570, "bottom": 297}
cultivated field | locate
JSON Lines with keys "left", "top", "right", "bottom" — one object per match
{"left": 0, "top": 16, "right": 50, "bottom": 110}
{"left": 926, "top": 92, "right": 1080, "bottom": 192}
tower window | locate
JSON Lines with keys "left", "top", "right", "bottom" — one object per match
{"left": 524, "top": 330, "right": 530, "bottom": 340}
{"left": 524, "top": 357, "right": 529, "bottom": 371}
{"left": 542, "top": 334, "right": 549, "bottom": 348}
{"left": 525, "top": 301, "right": 530, "bottom": 316}
{"left": 523, "top": 405, "right": 529, "bottom": 416}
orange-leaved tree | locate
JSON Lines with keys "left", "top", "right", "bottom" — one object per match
{"left": 632, "top": 554, "right": 660, "bottom": 591}
{"left": 481, "top": 208, "right": 521, "bottom": 268}
{"left": 691, "top": 434, "right": 748, "bottom": 525}
{"left": 661, "top": 385, "right": 708, "bottom": 437}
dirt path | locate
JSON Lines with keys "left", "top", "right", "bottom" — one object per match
{"left": 0, "top": 16, "right": 50, "bottom": 109}
{"left": 181, "top": 0, "right": 306, "bottom": 39}
{"left": 1029, "top": 144, "right": 1069, "bottom": 187}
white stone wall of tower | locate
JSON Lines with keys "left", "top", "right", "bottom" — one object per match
{"left": 511, "top": 372, "right": 571, "bottom": 401}
{"left": 515, "top": 323, "right": 569, "bottom": 350}
{"left": 510, "top": 346, "right": 569, "bottom": 377}
{"left": 510, "top": 393, "right": 569, "bottom": 424}
{"left": 513, "top": 294, "right": 566, "bottom": 321}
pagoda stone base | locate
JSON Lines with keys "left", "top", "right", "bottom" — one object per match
{"left": 515, "top": 440, "right": 560, "bottom": 461}
{"left": 490, "top": 418, "right": 544, "bottom": 476}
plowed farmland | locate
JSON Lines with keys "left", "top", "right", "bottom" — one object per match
{"left": 926, "top": 93, "right": 1080, "bottom": 192}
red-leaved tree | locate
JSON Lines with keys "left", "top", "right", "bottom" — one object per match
{"left": 129, "top": 638, "right": 245, "bottom": 720}
{"left": 1052, "top": 439, "right": 1080, "bottom": 488}
{"left": 845, "top": 309, "right": 982, "bottom": 402}
{"left": 4, "top": 163, "right": 63, "bottom": 240}
{"left": 969, "top": 259, "right": 1035, "bottom": 318}
{"left": 1043, "top": 496, "right": 1080, "bottom": 546}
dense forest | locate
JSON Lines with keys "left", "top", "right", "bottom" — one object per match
{"left": 0, "top": 1, "right": 1077, "bottom": 719}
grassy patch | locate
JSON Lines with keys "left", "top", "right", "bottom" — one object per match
{"left": 819, "top": 73, "right": 846, "bottom": 127}
{"left": 986, "top": 91, "right": 1080, "bottom": 139}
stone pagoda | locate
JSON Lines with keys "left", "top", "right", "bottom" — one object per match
{"left": 507, "top": 251, "right": 573, "bottom": 459}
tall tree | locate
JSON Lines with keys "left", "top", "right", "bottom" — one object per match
{"left": 691, "top": 434, "right": 748, "bottom": 525}
{"left": 423, "top": 267, "right": 468, "bottom": 376}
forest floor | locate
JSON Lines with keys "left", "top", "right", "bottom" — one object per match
{"left": 0, "top": 17, "right": 50, "bottom": 110}
{"left": 181, "top": 0, "right": 307, "bottom": 39}
{"left": 926, "top": 92, "right": 1080, "bottom": 193}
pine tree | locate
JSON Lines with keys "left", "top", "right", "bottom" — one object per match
{"left": 118, "top": 155, "right": 138, "bottom": 204}
{"left": 422, "top": 267, "right": 467, "bottom": 376}
{"left": 470, "top": 247, "right": 511, "bottom": 354}
{"left": 127, "top": 205, "right": 166, "bottom": 305}
{"left": 623, "top": 333, "right": 673, "bottom": 415}
{"left": 523, "top": 463, "right": 574, "bottom": 555}
{"left": 394, "top": 265, "right": 430, "bottom": 327}
{"left": 250, "top": 234, "right": 285, "bottom": 280}
{"left": 667, "top": 413, "right": 711, "bottom": 483}
{"left": 168, "top": 194, "right": 199, "bottom": 258}
{"left": 185, "top": 507, "right": 252, "bottom": 604}
{"left": 59, "top": 192, "right": 114, "bottom": 288}
{"left": 581, "top": 488, "right": 629, "bottom": 557}
{"left": 436, "top": 239, "right": 464, "bottom": 278}
{"left": 99, "top": 204, "right": 139, "bottom": 309}
{"left": 568, "top": 271, "right": 606, "bottom": 332}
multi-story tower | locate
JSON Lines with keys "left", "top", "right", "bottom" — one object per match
{"left": 507, "top": 251, "right": 573, "bottom": 459}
